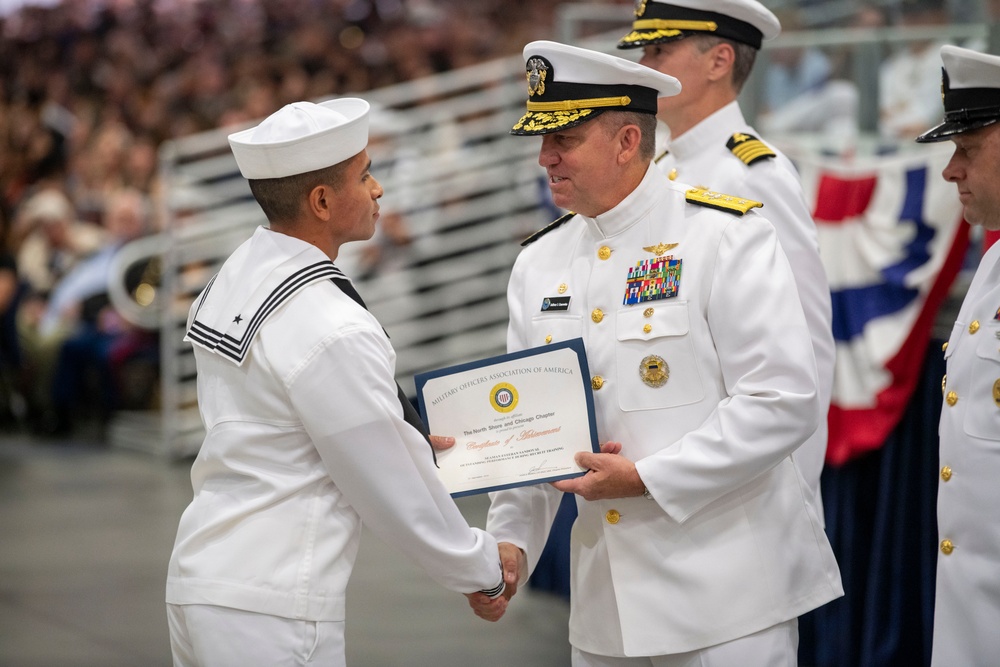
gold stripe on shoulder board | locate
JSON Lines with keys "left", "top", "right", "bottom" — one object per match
{"left": 726, "top": 132, "right": 775, "bottom": 166}
{"left": 685, "top": 188, "right": 762, "bottom": 216}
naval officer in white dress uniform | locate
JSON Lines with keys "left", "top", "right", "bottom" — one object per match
{"left": 916, "top": 44, "right": 1000, "bottom": 667}
{"left": 617, "top": 0, "right": 835, "bottom": 520}
{"left": 482, "top": 40, "right": 843, "bottom": 667}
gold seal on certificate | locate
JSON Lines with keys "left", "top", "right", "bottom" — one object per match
{"left": 415, "top": 338, "right": 598, "bottom": 497}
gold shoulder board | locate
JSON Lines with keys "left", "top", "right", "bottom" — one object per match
{"left": 521, "top": 212, "right": 577, "bottom": 246}
{"left": 685, "top": 188, "right": 762, "bottom": 216}
{"left": 726, "top": 132, "right": 775, "bottom": 166}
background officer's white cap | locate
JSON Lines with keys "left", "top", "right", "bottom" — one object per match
{"left": 917, "top": 45, "right": 1000, "bottom": 143}
{"left": 228, "top": 98, "right": 370, "bottom": 180}
{"left": 511, "top": 40, "right": 681, "bottom": 136}
{"left": 618, "top": 0, "right": 780, "bottom": 50}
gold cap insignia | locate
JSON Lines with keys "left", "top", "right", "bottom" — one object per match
{"left": 639, "top": 355, "right": 669, "bottom": 387}
{"left": 643, "top": 243, "right": 678, "bottom": 255}
{"left": 634, "top": 0, "right": 649, "bottom": 17}
{"left": 527, "top": 58, "right": 547, "bottom": 97}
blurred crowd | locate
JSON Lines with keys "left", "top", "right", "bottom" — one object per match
{"left": 0, "top": 0, "right": 990, "bottom": 438}
{"left": 757, "top": 0, "right": 988, "bottom": 150}
{"left": 0, "top": 0, "right": 616, "bottom": 436}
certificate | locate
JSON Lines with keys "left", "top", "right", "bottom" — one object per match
{"left": 415, "top": 338, "right": 598, "bottom": 497}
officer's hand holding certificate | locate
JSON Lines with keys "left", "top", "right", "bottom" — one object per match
{"left": 415, "top": 338, "right": 599, "bottom": 497}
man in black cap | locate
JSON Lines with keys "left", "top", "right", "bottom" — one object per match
{"left": 916, "top": 44, "right": 1000, "bottom": 667}
{"left": 617, "top": 0, "right": 835, "bottom": 523}
{"left": 483, "top": 40, "right": 842, "bottom": 667}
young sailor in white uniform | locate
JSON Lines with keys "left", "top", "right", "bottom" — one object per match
{"left": 166, "top": 98, "right": 507, "bottom": 666}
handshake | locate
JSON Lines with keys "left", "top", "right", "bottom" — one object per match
{"left": 464, "top": 542, "right": 527, "bottom": 623}
{"left": 451, "top": 441, "right": 630, "bottom": 622}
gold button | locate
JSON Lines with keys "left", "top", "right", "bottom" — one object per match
{"left": 970, "top": 320, "right": 980, "bottom": 334}
{"left": 591, "top": 309, "right": 604, "bottom": 323}
{"left": 544, "top": 335, "right": 552, "bottom": 344}
{"left": 940, "top": 539, "right": 954, "bottom": 555}
{"left": 942, "top": 341, "right": 949, "bottom": 352}
{"left": 668, "top": 168, "right": 678, "bottom": 181}
{"left": 946, "top": 391, "right": 958, "bottom": 406}
{"left": 643, "top": 324, "right": 652, "bottom": 333}
{"left": 643, "top": 308, "right": 654, "bottom": 318}
{"left": 591, "top": 376, "right": 604, "bottom": 390}
{"left": 558, "top": 283, "right": 568, "bottom": 294}
{"left": 598, "top": 246, "right": 612, "bottom": 260}
{"left": 994, "top": 378, "right": 1000, "bottom": 408}
{"left": 605, "top": 509, "right": 621, "bottom": 524}
{"left": 941, "top": 466, "right": 953, "bottom": 482}
{"left": 942, "top": 375, "right": 947, "bottom": 395}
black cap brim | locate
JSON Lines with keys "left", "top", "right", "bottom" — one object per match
{"left": 616, "top": 3, "right": 766, "bottom": 50}
{"left": 617, "top": 29, "right": 686, "bottom": 49}
{"left": 916, "top": 117, "right": 1000, "bottom": 143}
{"left": 511, "top": 108, "right": 610, "bottom": 136}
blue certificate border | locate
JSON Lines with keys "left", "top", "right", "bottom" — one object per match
{"left": 414, "top": 337, "right": 599, "bottom": 498}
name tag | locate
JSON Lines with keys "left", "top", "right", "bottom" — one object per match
{"left": 541, "top": 296, "right": 571, "bottom": 311}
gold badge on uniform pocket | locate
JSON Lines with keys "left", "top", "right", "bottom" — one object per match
{"left": 639, "top": 355, "right": 669, "bottom": 387}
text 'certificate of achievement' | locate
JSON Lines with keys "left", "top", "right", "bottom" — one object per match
{"left": 415, "top": 338, "right": 598, "bottom": 497}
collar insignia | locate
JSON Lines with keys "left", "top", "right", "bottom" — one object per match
{"left": 643, "top": 243, "right": 678, "bottom": 255}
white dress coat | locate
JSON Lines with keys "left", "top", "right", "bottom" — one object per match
{"left": 487, "top": 165, "right": 843, "bottom": 657}
{"left": 655, "top": 101, "right": 835, "bottom": 520}
{"left": 933, "top": 240, "right": 1000, "bottom": 666}
{"left": 166, "top": 227, "right": 502, "bottom": 622}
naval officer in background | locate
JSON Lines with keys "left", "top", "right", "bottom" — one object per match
{"left": 166, "top": 98, "right": 507, "bottom": 667}
{"left": 617, "top": 0, "right": 835, "bottom": 521}
{"left": 481, "top": 40, "right": 843, "bottom": 666}
{"left": 916, "top": 44, "right": 1000, "bottom": 667}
